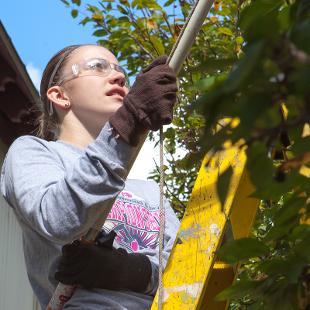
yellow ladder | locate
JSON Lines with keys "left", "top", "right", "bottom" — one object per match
{"left": 151, "top": 143, "right": 260, "bottom": 309}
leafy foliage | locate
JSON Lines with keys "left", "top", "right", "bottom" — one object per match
{"left": 195, "top": 0, "right": 310, "bottom": 307}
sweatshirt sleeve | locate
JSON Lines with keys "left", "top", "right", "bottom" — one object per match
{"left": 0, "top": 123, "right": 137, "bottom": 244}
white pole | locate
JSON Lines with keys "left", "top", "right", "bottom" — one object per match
{"left": 167, "top": 0, "right": 214, "bottom": 73}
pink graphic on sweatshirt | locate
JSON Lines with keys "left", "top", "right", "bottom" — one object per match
{"left": 130, "top": 239, "right": 139, "bottom": 252}
{"left": 105, "top": 190, "right": 160, "bottom": 252}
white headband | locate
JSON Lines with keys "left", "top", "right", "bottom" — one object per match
{"left": 46, "top": 47, "right": 78, "bottom": 116}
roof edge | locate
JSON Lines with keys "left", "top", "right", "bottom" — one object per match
{"left": 0, "top": 20, "right": 39, "bottom": 105}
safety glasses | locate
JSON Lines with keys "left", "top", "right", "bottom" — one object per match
{"left": 57, "top": 57, "right": 130, "bottom": 88}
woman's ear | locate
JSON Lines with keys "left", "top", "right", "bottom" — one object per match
{"left": 47, "top": 86, "right": 71, "bottom": 110}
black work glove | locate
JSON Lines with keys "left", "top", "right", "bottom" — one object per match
{"left": 55, "top": 232, "right": 152, "bottom": 293}
{"left": 110, "top": 55, "right": 178, "bottom": 146}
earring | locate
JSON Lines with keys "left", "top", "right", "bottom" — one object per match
{"left": 64, "top": 103, "right": 70, "bottom": 109}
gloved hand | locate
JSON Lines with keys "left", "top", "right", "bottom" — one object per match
{"left": 109, "top": 55, "right": 178, "bottom": 146}
{"left": 54, "top": 235, "right": 152, "bottom": 293}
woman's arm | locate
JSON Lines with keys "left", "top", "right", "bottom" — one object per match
{"left": 1, "top": 123, "right": 135, "bottom": 244}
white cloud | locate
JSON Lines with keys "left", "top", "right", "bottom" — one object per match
{"left": 128, "top": 127, "right": 188, "bottom": 181}
{"left": 128, "top": 139, "right": 158, "bottom": 180}
{"left": 26, "top": 63, "right": 42, "bottom": 90}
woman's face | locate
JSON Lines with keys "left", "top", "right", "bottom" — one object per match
{"left": 60, "top": 45, "right": 129, "bottom": 131}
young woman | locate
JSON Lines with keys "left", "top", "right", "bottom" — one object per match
{"left": 0, "top": 44, "right": 180, "bottom": 309}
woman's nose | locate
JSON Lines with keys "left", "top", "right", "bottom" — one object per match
{"left": 108, "top": 70, "right": 126, "bottom": 87}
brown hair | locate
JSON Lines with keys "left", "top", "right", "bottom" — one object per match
{"left": 37, "top": 44, "right": 88, "bottom": 140}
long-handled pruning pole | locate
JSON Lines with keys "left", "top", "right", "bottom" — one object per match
{"left": 46, "top": 1, "right": 213, "bottom": 309}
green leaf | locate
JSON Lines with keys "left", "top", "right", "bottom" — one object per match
{"left": 117, "top": 5, "right": 128, "bottom": 15}
{"left": 197, "top": 58, "right": 237, "bottom": 74}
{"left": 71, "top": 0, "right": 81, "bottom": 5}
{"left": 92, "top": 29, "right": 107, "bottom": 37}
{"left": 164, "top": 0, "right": 174, "bottom": 7}
{"left": 217, "top": 238, "right": 269, "bottom": 264}
{"left": 264, "top": 197, "right": 305, "bottom": 241}
{"left": 217, "top": 27, "right": 234, "bottom": 36}
{"left": 259, "top": 257, "right": 304, "bottom": 283}
{"left": 79, "top": 17, "right": 91, "bottom": 25}
{"left": 290, "top": 136, "right": 310, "bottom": 155}
{"left": 259, "top": 259, "right": 288, "bottom": 275}
{"left": 223, "top": 40, "right": 265, "bottom": 93}
{"left": 132, "top": 0, "right": 142, "bottom": 9}
{"left": 147, "top": 0, "right": 162, "bottom": 11}
{"left": 119, "top": 0, "right": 129, "bottom": 6}
{"left": 196, "top": 76, "right": 216, "bottom": 91}
{"left": 291, "top": 20, "right": 310, "bottom": 55}
{"left": 118, "top": 16, "right": 130, "bottom": 22}
{"left": 216, "top": 280, "right": 263, "bottom": 301}
{"left": 278, "top": 6, "right": 290, "bottom": 31}
{"left": 239, "top": 0, "right": 283, "bottom": 31}
{"left": 216, "top": 166, "right": 233, "bottom": 208}
{"left": 292, "top": 225, "right": 310, "bottom": 262}
{"left": 235, "top": 36, "right": 244, "bottom": 45}
{"left": 239, "top": 0, "right": 283, "bottom": 42}
{"left": 60, "top": 0, "right": 70, "bottom": 6}
{"left": 164, "top": 127, "right": 176, "bottom": 140}
{"left": 150, "top": 36, "right": 165, "bottom": 55}
{"left": 71, "top": 9, "right": 78, "bottom": 18}
{"left": 290, "top": 225, "right": 310, "bottom": 242}
{"left": 246, "top": 141, "right": 274, "bottom": 193}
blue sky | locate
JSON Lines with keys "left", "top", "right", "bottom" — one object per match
{"left": 1, "top": 0, "right": 98, "bottom": 88}
{"left": 0, "top": 0, "right": 158, "bottom": 179}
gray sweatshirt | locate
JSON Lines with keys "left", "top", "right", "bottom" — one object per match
{"left": 0, "top": 123, "right": 180, "bottom": 310}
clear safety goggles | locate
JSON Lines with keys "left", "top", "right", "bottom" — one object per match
{"left": 57, "top": 57, "right": 130, "bottom": 88}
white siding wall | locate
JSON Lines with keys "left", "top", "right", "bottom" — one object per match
{"left": 0, "top": 140, "right": 41, "bottom": 310}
